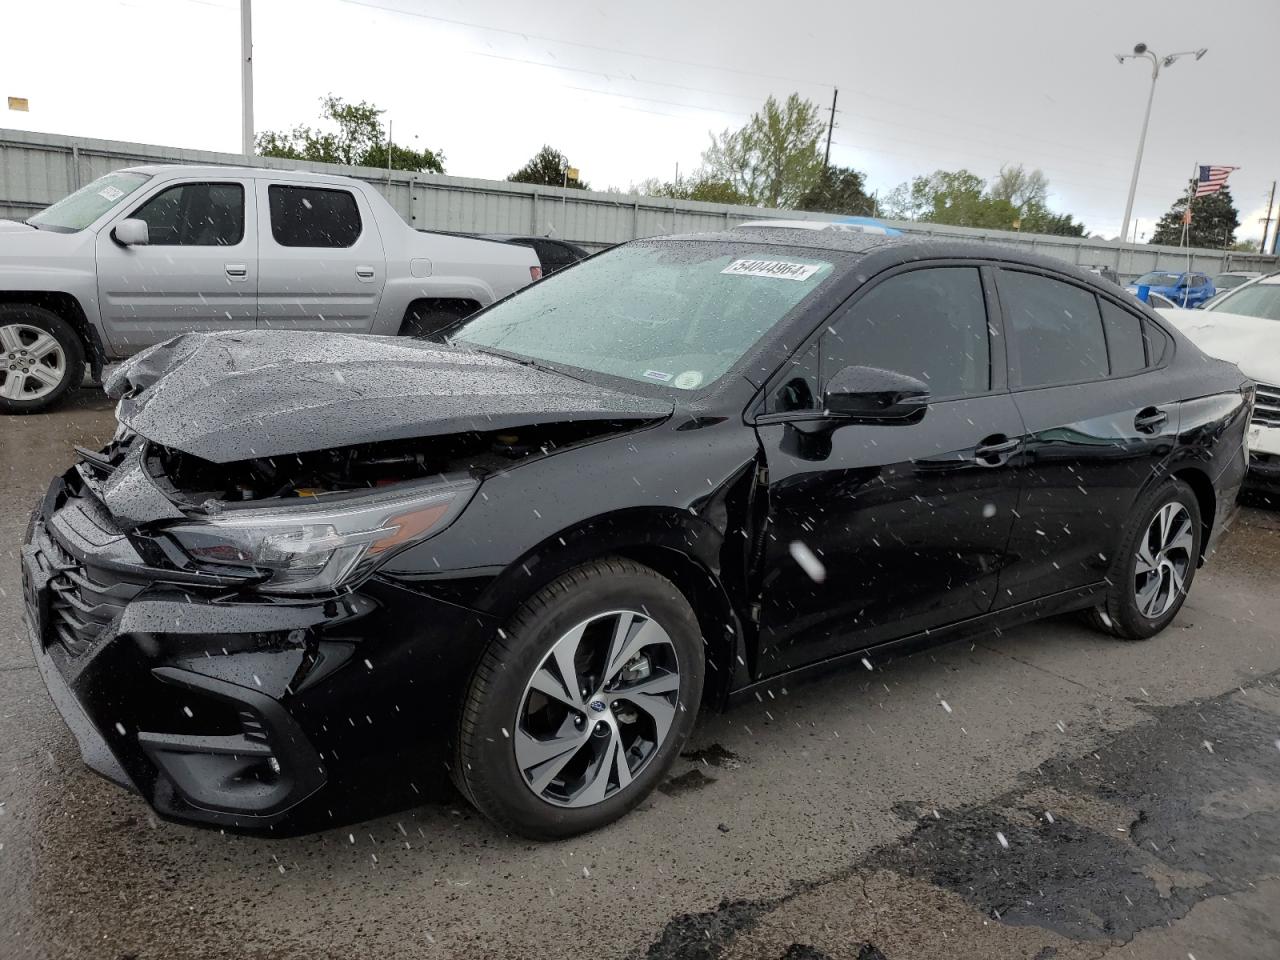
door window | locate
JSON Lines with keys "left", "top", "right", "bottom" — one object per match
{"left": 130, "top": 182, "right": 244, "bottom": 246}
{"left": 820, "top": 266, "right": 991, "bottom": 401}
{"left": 1000, "top": 270, "right": 1108, "bottom": 387}
{"left": 1099, "top": 300, "right": 1147, "bottom": 374}
{"left": 268, "top": 185, "right": 362, "bottom": 247}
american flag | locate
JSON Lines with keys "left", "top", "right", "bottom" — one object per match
{"left": 1195, "top": 165, "right": 1239, "bottom": 197}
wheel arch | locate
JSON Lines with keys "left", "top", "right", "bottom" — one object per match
{"left": 472, "top": 507, "right": 753, "bottom": 711}
{"left": 398, "top": 296, "right": 484, "bottom": 337}
{"left": 1170, "top": 465, "right": 1216, "bottom": 566}
{"left": 0, "top": 291, "right": 104, "bottom": 376}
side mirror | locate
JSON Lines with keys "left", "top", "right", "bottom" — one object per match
{"left": 822, "top": 365, "right": 929, "bottom": 421}
{"left": 112, "top": 218, "right": 149, "bottom": 246}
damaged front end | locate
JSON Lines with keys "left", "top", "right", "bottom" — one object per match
{"left": 24, "top": 330, "right": 672, "bottom": 832}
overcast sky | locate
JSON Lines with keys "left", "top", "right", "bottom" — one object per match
{"left": 5, "top": 0, "right": 1278, "bottom": 241}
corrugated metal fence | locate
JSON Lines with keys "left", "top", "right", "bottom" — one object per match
{"left": 4, "top": 127, "right": 1276, "bottom": 280}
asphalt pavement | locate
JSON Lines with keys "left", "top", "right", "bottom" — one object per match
{"left": 2, "top": 387, "right": 1279, "bottom": 960}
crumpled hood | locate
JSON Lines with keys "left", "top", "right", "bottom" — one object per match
{"left": 106, "top": 330, "right": 673, "bottom": 462}
{"left": 1158, "top": 308, "right": 1280, "bottom": 386}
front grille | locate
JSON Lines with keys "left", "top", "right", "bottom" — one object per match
{"left": 1253, "top": 383, "right": 1280, "bottom": 427}
{"left": 43, "top": 533, "right": 136, "bottom": 657}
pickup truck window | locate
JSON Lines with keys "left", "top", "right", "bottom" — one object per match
{"left": 268, "top": 185, "right": 361, "bottom": 248}
{"left": 131, "top": 182, "right": 244, "bottom": 246}
{"left": 26, "top": 172, "right": 150, "bottom": 233}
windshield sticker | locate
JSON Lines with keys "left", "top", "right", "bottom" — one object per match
{"left": 643, "top": 369, "right": 673, "bottom": 382}
{"left": 97, "top": 185, "right": 126, "bottom": 202}
{"left": 722, "top": 259, "right": 821, "bottom": 281}
{"left": 673, "top": 370, "right": 703, "bottom": 390}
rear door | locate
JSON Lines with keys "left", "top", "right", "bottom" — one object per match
{"left": 95, "top": 178, "right": 256, "bottom": 351}
{"left": 754, "top": 264, "right": 1023, "bottom": 673}
{"left": 994, "top": 268, "right": 1179, "bottom": 607}
{"left": 256, "top": 181, "right": 386, "bottom": 332}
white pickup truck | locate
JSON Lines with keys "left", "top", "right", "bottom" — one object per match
{"left": 0, "top": 165, "right": 540, "bottom": 412}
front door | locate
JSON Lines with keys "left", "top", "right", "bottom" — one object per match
{"left": 754, "top": 264, "right": 1023, "bottom": 676}
{"left": 95, "top": 179, "right": 257, "bottom": 352}
{"left": 256, "top": 181, "right": 386, "bottom": 333}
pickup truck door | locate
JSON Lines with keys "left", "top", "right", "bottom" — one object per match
{"left": 95, "top": 178, "right": 257, "bottom": 352}
{"left": 255, "top": 180, "right": 386, "bottom": 333}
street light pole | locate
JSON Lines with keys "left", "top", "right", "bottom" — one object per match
{"left": 1115, "top": 43, "right": 1206, "bottom": 251}
{"left": 240, "top": 0, "right": 254, "bottom": 157}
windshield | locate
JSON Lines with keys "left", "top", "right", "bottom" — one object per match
{"left": 1212, "top": 274, "right": 1252, "bottom": 290}
{"left": 1206, "top": 281, "right": 1280, "bottom": 320}
{"left": 452, "top": 241, "right": 837, "bottom": 390}
{"left": 1135, "top": 272, "right": 1181, "bottom": 287}
{"left": 26, "top": 172, "right": 150, "bottom": 233}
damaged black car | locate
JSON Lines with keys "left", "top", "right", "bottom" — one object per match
{"left": 21, "top": 229, "right": 1252, "bottom": 839}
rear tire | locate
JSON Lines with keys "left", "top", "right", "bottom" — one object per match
{"left": 0, "top": 304, "right": 84, "bottom": 414}
{"left": 455, "top": 559, "right": 704, "bottom": 839}
{"left": 1087, "top": 478, "right": 1201, "bottom": 640}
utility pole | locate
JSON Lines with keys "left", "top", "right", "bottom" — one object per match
{"left": 1260, "top": 180, "right": 1276, "bottom": 255}
{"left": 240, "top": 0, "right": 254, "bottom": 156}
{"left": 824, "top": 87, "right": 838, "bottom": 169}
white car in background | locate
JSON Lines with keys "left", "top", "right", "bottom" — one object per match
{"left": 1157, "top": 273, "right": 1280, "bottom": 487}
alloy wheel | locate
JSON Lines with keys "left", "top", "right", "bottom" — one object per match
{"left": 0, "top": 323, "right": 67, "bottom": 401}
{"left": 1134, "top": 502, "right": 1193, "bottom": 619}
{"left": 515, "top": 610, "right": 681, "bottom": 808}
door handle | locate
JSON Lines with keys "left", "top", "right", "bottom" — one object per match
{"left": 1134, "top": 407, "right": 1168, "bottom": 434}
{"left": 974, "top": 435, "right": 1019, "bottom": 467}
{"left": 225, "top": 264, "right": 248, "bottom": 279}
{"left": 355, "top": 265, "right": 376, "bottom": 280}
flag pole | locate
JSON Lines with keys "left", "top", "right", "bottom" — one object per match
{"left": 1182, "top": 161, "right": 1197, "bottom": 303}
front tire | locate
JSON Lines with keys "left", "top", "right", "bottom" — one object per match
{"left": 0, "top": 304, "right": 84, "bottom": 414}
{"left": 1088, "top": 478, "right": 1201, "bottom": 640}
{"left": 455, "top": 559, "right": 704, "bottom": 839}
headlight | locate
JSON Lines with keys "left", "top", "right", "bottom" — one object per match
{"left": 165, "top": 479, "right": 477, "bottom": 595}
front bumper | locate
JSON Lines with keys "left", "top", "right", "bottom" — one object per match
{"left": 1246, "top": 420, "right": 1280, "bottom": 488}
{"left": 21, "top": 471, "right": 496, "bottom": 834}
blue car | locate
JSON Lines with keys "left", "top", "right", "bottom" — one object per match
{"left": 1126, "top": 271, "right": 1216, "bottom": 308}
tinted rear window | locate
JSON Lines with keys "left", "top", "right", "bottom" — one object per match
{"left": 1000, "top": 270, "right": 1108, "bottom": 387}
{"left": 268, "top": 185, "right": 362, "bottom": 247}
{"left": 1100, "top": 300, "right": 1146, "bottom": 374}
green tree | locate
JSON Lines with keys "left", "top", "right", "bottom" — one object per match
{"left": 796, "top": 165, "right": 873, "bottom": 216}
{"left": 635, "top": 175, "right": 746, "bottom": 205}
{"left": 1149, "top": 182, "right": 1241, "bottom": 247}
{"left": 701, "top": 93, "right": 825, "bottom": 207}
{"left": 884, "top": 166, "right": 1086, "bottom": 235}
{"left": 1020, "top": 202, "right": 1087, "bottom": 237}
{"left": 508, "top": 146, "right": 589, "bottom": 189}
{"left": 988, "top": 164, "right": 1049, "bottom": 210}
{"left": 256, "top": 95, "right": 444, "bottom": 172}
{"left": 884, "top": 169, "right": 1015, "bottom": 227}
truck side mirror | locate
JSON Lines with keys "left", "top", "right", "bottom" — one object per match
{"left": 113, "top": 218, "right": 150, "bottom": 246}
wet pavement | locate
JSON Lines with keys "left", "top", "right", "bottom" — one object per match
{"left": 2, "top": 385, "right": 1279, "bottom": 960}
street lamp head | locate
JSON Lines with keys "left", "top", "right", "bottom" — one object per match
{"left": 1133, "top": 42, "right": 1148, "bottom": 55}
{"left": 1195, "top": 48, "right": 1208, "bottom": 60}
{"left": 1115, "top": 53, "right": 1127, "bottom": 64}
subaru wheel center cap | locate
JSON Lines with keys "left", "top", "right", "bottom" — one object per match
{"left": 589, "top": 699, "right": 607, "bottom": 713}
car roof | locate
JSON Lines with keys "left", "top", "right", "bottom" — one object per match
{"left": 646, "top": 229, "right": 1129, "bottom": 291}
{"left": 119, "top": 164, "right": 363, "bottom": 185}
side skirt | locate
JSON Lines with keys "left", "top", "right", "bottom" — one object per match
{"left": 726, "top": 582, "right": 1105, "bottom": 707}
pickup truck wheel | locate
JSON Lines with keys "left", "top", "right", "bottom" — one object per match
{"left": 401, "top": 302, "right": 472, "bottom": 341}
{"left": 0, "top": 305, "right": 84, "bottom": 414}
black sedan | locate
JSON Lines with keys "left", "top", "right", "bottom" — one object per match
{"left": 21, "top": 229, "right": 1251, "bottom": 839}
